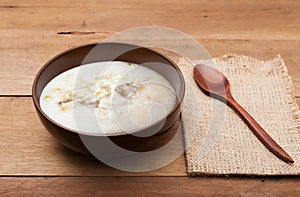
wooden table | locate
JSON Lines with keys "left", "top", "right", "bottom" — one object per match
{"left": 1, "top": 0, "right": 300, "bottom": 196}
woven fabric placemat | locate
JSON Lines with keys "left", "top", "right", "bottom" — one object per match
{"left": 179, "top": 55, "right": 300, "bottom": 176}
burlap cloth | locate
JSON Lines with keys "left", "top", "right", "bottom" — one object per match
{"left": 179, "top": 55, "right": 300, "bottom": 176}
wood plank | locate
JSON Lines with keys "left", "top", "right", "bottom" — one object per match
{"left": 0, "top": 97, "right": 186, "bottom": 176}
{"left": 0, "top": 97, "right": 299, "bottom": 176}
{"left": 0, "top": 177, "right": 300, "bottom": 196}
{"left": 199, "top": 39, "right": 300, "bottom": 97}
{"left": 1, "top": 0, "right": 299, "bottom": 95}
{"left": 0, "top": 0, "right": 299, "bottom": 40}
{"left": 1, "top": 38, "right": 300, "bottom": 96}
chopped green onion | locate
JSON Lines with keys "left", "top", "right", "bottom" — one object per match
{"left": 56, "top": 87, "right": 62, "bottom": 91}
{"left": 126, "top": 81, "right": 134, "bottom": 86}
{"left": 69, "top": 93, "right": 75, "bottom": 98}
{"left": 44, "top": 95, "right": 50, "bottom": 100}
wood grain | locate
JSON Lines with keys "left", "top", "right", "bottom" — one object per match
{"left": 0, "top": 177, "right": 300, "bottom": 196}
{"left": 0, "top": 97, "right": 186, "bottom": 176}
{"left": 0, "top": 0, "right": 299, "bottom": 194}
{"left": 0, "top": 0, "right": 299, "bottom": 40}
{"left": 0, "top": 97, "right": 299, "bottom": 176}
{"left": 1, "top": 38, "right": 300, "bottom": 96}
{"left": 0, "top": 0, "right": 300, "bottom": 96}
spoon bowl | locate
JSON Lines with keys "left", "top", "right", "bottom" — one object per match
{"left": 193, "top": 63, "right": 230, "bottom": 100}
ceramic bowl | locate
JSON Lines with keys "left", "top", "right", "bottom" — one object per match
{"left": 32, "top": 42, "right": 185, "bottom": 155}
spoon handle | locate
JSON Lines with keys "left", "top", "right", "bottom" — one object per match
{"left": 226, "top": 96, "right": 294, "bottom": 163}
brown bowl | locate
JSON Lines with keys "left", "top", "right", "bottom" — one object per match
{"left": 32, "top": 42, "right": 185, "bottom": 156}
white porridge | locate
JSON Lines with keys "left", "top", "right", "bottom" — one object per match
{"left": 40, "top": 61, "right": 176, "bottom": 134}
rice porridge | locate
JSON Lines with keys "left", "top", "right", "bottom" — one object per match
{"left": 40, "top": 61, "right": 176, "bottom": 134}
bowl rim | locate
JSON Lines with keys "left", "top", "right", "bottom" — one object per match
{"left": 32, "top": 42, "right": 185, "bottom": 137}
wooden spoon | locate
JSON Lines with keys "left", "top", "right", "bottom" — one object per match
{"left": 193, "top": 64, "right": 294, "bottom": 163}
